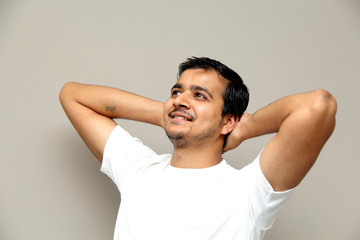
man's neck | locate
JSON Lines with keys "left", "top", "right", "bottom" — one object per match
{"left": 170, "top": 141, "right": 223, "bottom": 169}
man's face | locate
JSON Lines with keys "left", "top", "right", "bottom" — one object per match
{"left": 164, "top": 68, "right": 228, "bottom": 148}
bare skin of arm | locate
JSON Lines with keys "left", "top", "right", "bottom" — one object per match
{"left": 224, "top": 89, "right": 337, "bottom": 191}
{"left": 59, "top": 82, "right": 164, "bottom": 162}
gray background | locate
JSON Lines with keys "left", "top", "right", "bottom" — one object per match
{"left": 1, "top": 0, "right": 359, "bottom": 239}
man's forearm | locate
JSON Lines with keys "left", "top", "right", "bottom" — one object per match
{"left": 224, "top": 89, "right": 337, "bottom": 152}
{"left": 60, "top": 82, "right": 164, "bottom": 127}
{"left": 241, "top": 89, "right": 336, "bottom": 141}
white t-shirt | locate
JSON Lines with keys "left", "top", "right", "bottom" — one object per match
{"left": 101, "top": 125, "right": 294, "bottom": 240}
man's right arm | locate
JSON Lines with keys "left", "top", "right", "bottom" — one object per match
{"left": 59, "top": 82, "right": 164, "bottom": 162}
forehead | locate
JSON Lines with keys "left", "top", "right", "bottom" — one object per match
{"left": 176, "top": 68, "right": 227, "bottom": 96}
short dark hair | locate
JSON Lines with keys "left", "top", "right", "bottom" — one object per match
{"left": 178, "top": 56, "right": 249, "bottom": 120}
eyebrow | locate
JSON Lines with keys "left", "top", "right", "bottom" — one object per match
{"left": 171, "top": 83, "right": 214, "bottom": 99}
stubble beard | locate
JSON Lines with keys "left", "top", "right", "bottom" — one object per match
{"left": 165, "top": 125, "right": 221, "bottom": 149}
{"left": 164, "top": 111, "right": 225, "bottom": 148}
{"left": 165, "top": 128, "right": 189, "bottom": 148}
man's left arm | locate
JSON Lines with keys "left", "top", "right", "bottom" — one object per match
{"left": 225, "top": 89, "right": 337, "bottom": 191}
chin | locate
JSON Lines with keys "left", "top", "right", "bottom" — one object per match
{"left": 165, "top": 130, "right": 188, "bottom": 146}
{"left": 165, "top": 130, "right": 183, "bottom": 141}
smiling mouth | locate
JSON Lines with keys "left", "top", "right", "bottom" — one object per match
{"left": 173, "top": 116, "right": 190, "bottom": 121}
{"left": 169, "top": 110, "right": 194, "bottom": 121}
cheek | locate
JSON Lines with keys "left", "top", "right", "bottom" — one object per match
{"left": 196, "top": 105, "right": 222, "bottom": 119}
{"left": 164, "top": 99, "right": 173, "bottom": 112}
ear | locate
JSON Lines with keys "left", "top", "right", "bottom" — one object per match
{"left": 221, "top": 115, "right": 239, "bottom": 135}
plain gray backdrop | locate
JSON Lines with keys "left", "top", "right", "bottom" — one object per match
{"left": 1, "top": 0, "right": 359, "bottom": 239}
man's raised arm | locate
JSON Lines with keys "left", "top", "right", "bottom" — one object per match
{"left": 224, "top": 89, "right": 337, "bottom": 191}
{"left": 59, "top": 82, "right": 164, "bottom": 162}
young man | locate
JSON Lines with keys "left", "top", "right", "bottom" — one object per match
{"left": 60, "top": 57, "right": 337, "bottom": 240}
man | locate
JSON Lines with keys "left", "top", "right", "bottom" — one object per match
{"left": 60, "top": 57, "right": 337, "bottom": 240}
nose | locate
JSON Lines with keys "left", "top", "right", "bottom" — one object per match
{"left": 173, "top": 92, "right": 190, "bottom": 109}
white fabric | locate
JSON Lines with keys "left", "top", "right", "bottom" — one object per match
{"left": 101, "top": 125, "right": 294, "bottom": 240}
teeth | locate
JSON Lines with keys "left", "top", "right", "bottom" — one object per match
{"left": 174, "top": 116, "right": 187, "bottom": 120}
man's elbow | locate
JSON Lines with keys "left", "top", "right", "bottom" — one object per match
{"left": 59, "top": 82, "right": 77, "bottom": 105}
{"left": 312, "top": 89, "right": 337, "bottom": 115}
{"left": 311, "top": 89, "right": 337, "bottom": 131}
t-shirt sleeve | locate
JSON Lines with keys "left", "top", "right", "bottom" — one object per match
{"left": 100, "top": 125, "right": 158, "bottom": 190}
{"left": 246, "top": 151, "right": 296, "bottom": 230}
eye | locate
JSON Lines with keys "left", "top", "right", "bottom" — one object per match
{"left": 171, "top": 90, "right": 181, "bottom": 96}
{"left": 195, "top": 92, "right": 206, "bottom": 99}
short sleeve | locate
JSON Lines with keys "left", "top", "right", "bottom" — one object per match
{"left": 101, "top": 125, "right": 158, "bottom": 190}
{"left": 246, "top": 152, "right": 296, "bottom": 230}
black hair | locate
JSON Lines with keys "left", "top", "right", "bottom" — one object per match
{"left": 178, "top": 57, "right": 249, "bottom": 148}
